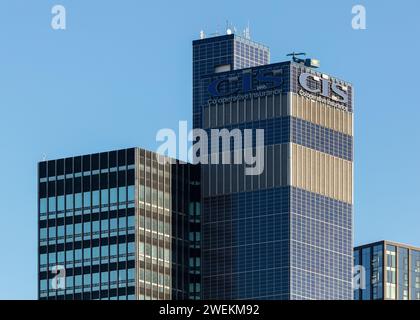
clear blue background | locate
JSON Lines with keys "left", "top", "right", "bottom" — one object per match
{"left": 0, "top": 0, "right": 419, "bottom": 299}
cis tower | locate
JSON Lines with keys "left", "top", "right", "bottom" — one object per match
{"left": 193, "top": 33, "right": 354, "bottom": 299}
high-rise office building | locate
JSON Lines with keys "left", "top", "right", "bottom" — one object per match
{"left": 193, "top": 33, "right": 354, "bottom": 299}
{"left": 354, "top": 240, "right": 420, "bottom": 300}
{"left": 38, "top": 148, "right": 200, "bottom": 300}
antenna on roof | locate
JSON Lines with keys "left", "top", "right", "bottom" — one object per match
{"left": 225, "top": 20, "right": 236, "bottom": 35}
{"left": 243, "top": 21, "right": 251, "bottom": 39}
{"left": 199, "top": 30, "right": 205, "bottom": 39}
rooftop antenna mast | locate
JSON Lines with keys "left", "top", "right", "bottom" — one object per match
{"left": 225, "top": 20, "right": 237, "bottom": 35}
{"left": 243, "top": 21, "right": 251, "bottom": 39}
{"left": 199, "top": 30, "right": 205, "bottom": 39}
{"left": 225, "top": 20, "right": 232, "bottom": 35}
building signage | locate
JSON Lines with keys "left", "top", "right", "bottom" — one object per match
{"left": 298, "top": 72, "right": 349, "bottom": 111}
{"left": 208, "top": 69, "right": 283, "bottom": 97}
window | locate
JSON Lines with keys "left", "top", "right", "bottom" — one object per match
{"left": 75, "top": 223, "right": 82, "bottom": 234}
{"left": 119, "top": 216, "right": 126, "bottom": 229}
{"left": 92, "top": 190, "right": 99, "bottom": 206}
{"left": 118, "top": 187, "right": 126, "bottom": 203}
{"left": 158, "top": 191, "right": 163, "bottom": 207}
{"left": 83, "top": 192, "right": 91, "bottom": 207}
{"left": 128, "top": 242, "right": 135, "bottom": 254}
{"left": 75, "top": 249, "right": 82, "bottom": 261}
{"left": 128, "top": 268, "right": 135, "bottom": 281}
{"left": 83, "top": 222, "right": 90, "bottom": 234}
{"left": 57, "top": 251, "right": 64, "bottom": 263}
{"left": 40, "top": 198, "right": 47, "bottom": 214}
{"left": 48, "top": 252, "right": 56, "bottom": 264}
{"left": 83, "top": 248, "right": 91, "bottom": 259}
{"left": 110, "top": 244, "right": 117, "bottom": 256}
{"left": 48, "top": 197, "right": 56, "bottom": 212}
{"left": 119, "top": 270, "right": 126, "bottom": 282}
{"left": 152, "top": 189, "right": 157, "bottom": 206}
{"left": 75, "top": 193, "right": 82, "bottom": 209}
{"left": 66, "top": 276, "right": 73, "bottom": 288}
{"left": 128, "top": 216, "right": 134, "bottom": 228}
{"left": 40, "top": 254, "right": 47, "bottom": 265}
{"left": 145, "top": 187, "right": 150, "bottom": 203}
{"left": 101, "top": 246, "right": 108, "bottom": 257}
{"left": 92, "top": 247, "right": 99, "bottom": 259}
{"left": 139, "top": 185, "right": 145, "bottom": 202}
{"left": 66, "top": 194, "right": 73, "bottom": 210}
{"left": 101, "top": 189, "right": 108, "bottom": 205}
{"left": 101, "top": 272, "right": 108, "bottom": 283}
{"left": 110, "top": 218, "right": 117, "bottom": 230}
{"left": 66, "top": 250, "right": 73, "bottom": 262}
{"left": 40, "top": 279, "right": 47, "bottom": 291}
{"left": 57, "top": 195, "right": 65, "bottom": 211}
{"left": 110, "top": 188, "right": 117, "bottom": 204}
{"left": 101, "top": 219, "right": 108, "bottom": 231}
{"left": 75, "top": 275, "right": 82, "bottom": 286}
{"left": 119, "top": 243, "right": 126, "bottom": 256}
{"left": 57, "top": 225, "right": 64, "bottom": 237}
{"left": 92, "top": 273, "right": 100, "bottom": 285}
{"left": 145, "top": 243, "right": 151, "bottom": 256}
{"left": 40, "top": 228, "right": 47, "bottom": 240}
{"left": 83, "top": 274, "right": 91, "bottom": 286}
{"left": 128, "top": 185, "right": 135, "bottom": 202}
{"left": 48, "top": 226, "right": 56, "bottom": 238}
{"left": 92, "top": 221, "right": 99, "bottom": 233}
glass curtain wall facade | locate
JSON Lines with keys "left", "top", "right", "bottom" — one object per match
{"left": 38, "top": 148, "right": 200, "bottom": 300}
{"left": 193, "top": 34, "right": 353, "bottom": 300}
{"left": 354, "top": 240, "right": 420, "bottom": 300}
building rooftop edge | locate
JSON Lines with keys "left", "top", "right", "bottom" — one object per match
{"left": 354, "top": 240, "right": 420, "bottom": 251}
{"left": 192, "top": 33, "right": 270, "bottom": 50}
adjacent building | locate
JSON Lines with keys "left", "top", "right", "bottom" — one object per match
{"left": 354, "top": 240, "right": 420, "bottom": 300}
{"left": 38, "top": 148, "right": 200, "bottom": 300}
{"left": 193, "top": 33, "right": 354, "bottom": 299}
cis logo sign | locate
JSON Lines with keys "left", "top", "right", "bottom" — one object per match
{"left": 298, "top": 73, "right": 349, "bottom": 104}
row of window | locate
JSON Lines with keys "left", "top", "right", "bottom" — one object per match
{"left": 40, "top": 186, "right": 135, "bottom": 214}
{"left": 138, "top": 242, "right": 171, "bottom": 262}
{"left": 139, "top": 185, "right": 170, "bottom": 209}
{"left": 40, "top": 165, "right": 135, "bottom": 182}
{"left": 40, "top": 269, "right": 135, "bottom": 292}
{"left": 40, "top": 243, "right": 136, "bottom": 266}
{"left": 40, "top": 216, "right": 135, "bottom": 240}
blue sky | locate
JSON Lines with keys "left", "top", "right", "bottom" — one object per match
{"left": 0, "top": 0, "right": 419, "bottom": 299}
